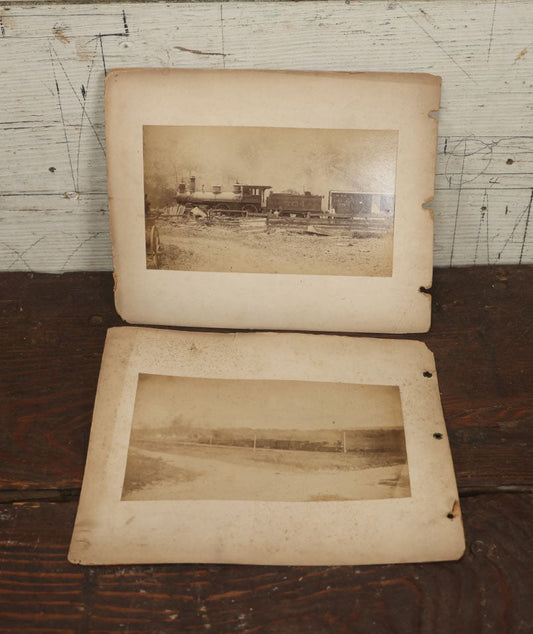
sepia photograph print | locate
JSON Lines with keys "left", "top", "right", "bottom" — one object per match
{"left": 122, "top": 375, "right": 409, "bottom": 502}
{"left": 143, "top": 126, "right": 397, "bottom": 277}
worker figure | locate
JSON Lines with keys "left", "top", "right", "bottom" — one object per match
{"left": 327, "top": 207, "right": 336, "bottom": 223}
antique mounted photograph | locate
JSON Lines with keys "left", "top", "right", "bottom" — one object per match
{"left": 143, "top": 126, "right": 397, "bottom": 277}
{"left": 106, "top": 69, "right": 440, "bottom": 332}
{"left": 123, "top": 375, "right": 409, "bottom": 502}
{"left": 69, "top": 328, "right": 465, "bottom": 566}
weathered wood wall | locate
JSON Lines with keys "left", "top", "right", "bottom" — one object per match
{"left": 1, "top": 0, "right": 532, "bottom": 272}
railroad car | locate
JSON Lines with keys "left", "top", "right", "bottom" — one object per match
{"left": 265, "top": 191, "right": 323, "bottom": 215}
{"left": 329, "top": 191, "right": 395, "bottom": 217}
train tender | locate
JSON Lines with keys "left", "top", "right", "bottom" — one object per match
{"left": 265, "top": 191, "right": 323, "bottom": 215}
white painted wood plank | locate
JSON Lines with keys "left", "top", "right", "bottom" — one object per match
{"left": 0, "top": 1, "right": 532, "bottom": 272}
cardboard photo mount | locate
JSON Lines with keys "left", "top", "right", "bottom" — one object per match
{"left": 106, "top": 69, "right": 440, "bottom": 334}
{"left": 69, "top": 328, "right": 465, "bottom": 566}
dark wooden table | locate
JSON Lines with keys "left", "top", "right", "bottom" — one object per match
{"left": 1, "top": 267, "right": 532, "bottom": 633}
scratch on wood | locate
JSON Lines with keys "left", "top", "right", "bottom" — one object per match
{"left": 174, "top": 45, "right": 226, "bottom": 58}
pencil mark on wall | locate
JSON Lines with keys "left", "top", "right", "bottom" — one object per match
{"left": 49, "top": 46, "right": 77, "bottom": 192}
{"left": 3, "top": 236, "right": 45, "bottom": 271}
{"left": 75, "top": 40, "right": 99, "bottom": 192}
{"left": 49, "top": 45, "right": 106, "bottom": 157}
{"left": 474, "top": 191, "right": 488, "bottom": 265}
{"left": 487, "top": 0, "right": 498, "bottom": 62}
{"left": 398, "top": 4, "right": 477, "bottom": 84}
{"left": 438, "top": 135, "right": 533, "bottom": 266}
{"left": 122, "top": 9, "right": 129, "bottom": 37}
{"left": 219, "top": 3, "right": 226, "bottom": 69}
{"left": 60, "top": 231, "right": 104, "bottom": 272}
{"left": 519, "top": 190, "right": 533, "bottom": 264}
{"left": 98, "top": 34, "right": 107, "bottom": 75}
{"left": 448, "top": 139, "right": 466, "bottom": 266}
{"left": 485, "top": 190, "right": 490, "bottom": 264}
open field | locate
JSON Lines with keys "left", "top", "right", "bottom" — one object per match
{"left": 148, "top": 217, "right": 394, "bottom": 276}
{"left": 122, "top": 439, "right": 410, "bottom": 502}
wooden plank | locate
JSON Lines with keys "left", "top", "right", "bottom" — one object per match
{"left": 1, "top": 267, "right": 532, "bottom": 493}
{"left": 0, "top": 493, "right": 532, "bottom": 631}
{"left": 1, "top": 1, "right": 533, "bottom": 271}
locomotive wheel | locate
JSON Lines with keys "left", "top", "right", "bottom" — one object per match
{"left": 243, "top": 204, "right": 258, "bottom": 214}
{"left": 150, "top": 224, "right": 161, "bottom": 269}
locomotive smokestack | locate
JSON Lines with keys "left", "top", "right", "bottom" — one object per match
{"left": 188, "top": 176, "right": 196, "bottom": 193}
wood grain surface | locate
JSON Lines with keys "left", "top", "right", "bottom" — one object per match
{"left": 1, "top": 1, "right": 533, "bottom": 272}
{"left": 0, "top": 495, "right": 531, "bottom": 632}
{"left": 1, "top": 267, "right": 532, "bottom": 631}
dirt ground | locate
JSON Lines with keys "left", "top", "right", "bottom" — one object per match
{"left": 148, "top": 218, "right": 393, "bottom": 276}
{"left": 122, "top": 443, "right": 410, "bottom": 502}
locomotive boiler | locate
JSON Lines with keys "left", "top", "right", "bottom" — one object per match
{"left": 176, "top": 177, "right": 272, "bottom": 214}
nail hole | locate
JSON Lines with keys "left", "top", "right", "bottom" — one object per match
{"left": 423, "top": 371, "right": 433, "bottom": 378}
{"left": 433, "top": 432, "right": 443, "bottom": 439}
{"left": 506, "top": 158, "right": 514, "bottom": 165}
{"left": 447, "top": 513, "right": 455, "bottom": 520}
{"left": 48, "top": 166, "right": 56, "bottom": 172}
{"left": 419, "top": 286, "right": 431, "bottom": 295}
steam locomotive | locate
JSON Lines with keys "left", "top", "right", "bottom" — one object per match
{"left": 176, "top": 176, "right": 323, "bottom": 215}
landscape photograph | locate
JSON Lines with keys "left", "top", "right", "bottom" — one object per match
{"left": 143, "top": 125, "right": 397, "bottom": 277}
{"left": 122, "top": 374, "right": 410, "bottom": 502}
